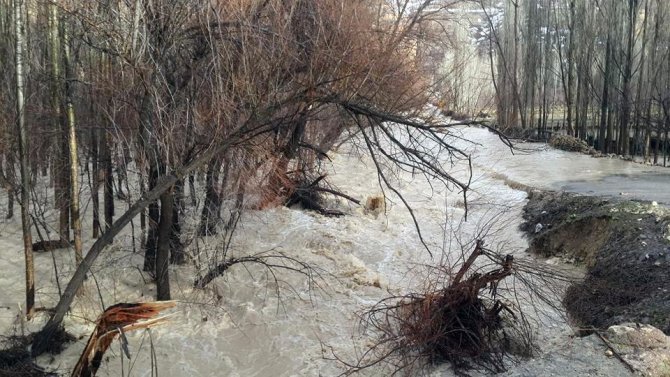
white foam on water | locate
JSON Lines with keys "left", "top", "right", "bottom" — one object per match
{"left": 2, "top": 126, "right": 656, "bottom": 376}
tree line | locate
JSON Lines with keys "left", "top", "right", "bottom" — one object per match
{"left": 483, "top": 0, "right": 670, "bottom": 163}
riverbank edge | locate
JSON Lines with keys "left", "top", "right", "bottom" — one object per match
{"left": 520, "top": 190, "right": 670, "bottom": 335}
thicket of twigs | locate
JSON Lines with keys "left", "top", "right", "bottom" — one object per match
{"left": 0, "top": 336, "right": 47, "bottom": 377}
{"left": 0, "top": 329, "right": 74, "bottom": 377}
{"left": 329, "top": 240, "right": 574, "bottom": 376}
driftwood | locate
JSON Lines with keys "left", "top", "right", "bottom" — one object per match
{"left": 72, "top": 301, "right": 175, "bottom": 377}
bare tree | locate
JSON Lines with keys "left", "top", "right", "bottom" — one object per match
{"left": 14, "top": 0, "right": 33, "bottom": 319}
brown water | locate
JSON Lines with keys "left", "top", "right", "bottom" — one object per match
{"left": 457, "top": 127, "right": 669, "bottom": 204}
{"left": 1, "top": 125, "right": 652, "bottom": 376}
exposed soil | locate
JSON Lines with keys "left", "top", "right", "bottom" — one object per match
{"left": 521, "top": 190, "right": 670, "bottom": 334}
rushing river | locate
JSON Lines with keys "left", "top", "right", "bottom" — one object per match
{"left": 3, "top": 126, "right": 665, "bottom": 376}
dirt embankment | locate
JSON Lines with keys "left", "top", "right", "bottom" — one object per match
{"left": 521, "top": 191, "right": 670, "bottom": 334}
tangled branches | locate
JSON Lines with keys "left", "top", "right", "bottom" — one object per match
{"left": 331, "top": 240, "right": 575, "bottom": 376}
{"left": 0, "top": 336, "right": 49, "bottom": 377}
{"left": 284, "top": 174, "right": 361, "bottom": 217}
{"left": 0, "top": 329, "right": 74, "bottom": 377}
{"left": 193, "top": 250, "right": 324, "bottom": 292}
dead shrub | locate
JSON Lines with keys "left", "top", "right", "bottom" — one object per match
{"left": 0, "top": 329, "right": 75, "bottom": 377}
{"left": 329, "top": 240, "right": 572, "bottom": 376}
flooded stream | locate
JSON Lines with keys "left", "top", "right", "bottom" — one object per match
{"left": 2, "top": 126, "right": 666, "bottom": 376}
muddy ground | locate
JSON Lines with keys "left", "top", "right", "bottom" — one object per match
{"left": 521, "top": 190, "right": 670, "bottom": 334}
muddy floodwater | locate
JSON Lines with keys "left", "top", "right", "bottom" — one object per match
{"left": 2, "top": 126, "right": 666, "bottom": 376}
{"left": 466, "top": 127, "right": 669, "bottom": 203}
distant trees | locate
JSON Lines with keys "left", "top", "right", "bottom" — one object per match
{"left": 482, "top": 0, "right": 670, "bottom": 162}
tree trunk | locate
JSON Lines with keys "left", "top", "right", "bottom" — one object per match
{"left": 188, "top": 173, "right": 196, "bottom": 207}
{"left": 156, "top": 190, "right": 172, "bottom": 300}
{"left": 143, "top": 159, "right": 160, "bottom": 272}
{"left": 6, "top": 152, "right": 14, "bottom": 219}
{"left": 170, "top": 179, "right": 185, "bottom": 264}
{"left": 50, "top": 2, "right": 69, "bottom": 243}
{"left": 15, "top": 0, "right": 34, "bottom": 320}
{"left": 91, "top": 128, "right": 100, "bottom": 238}
{"left": 607, "top": 108, "right": 615, "bottom": 153}
{"left": 198, "top": 156, "right": 224, "bottom": 236}
{"left": 633, "top": 0, "right": 650, "bottom": 158}
{"left": 103, "top": 131, "right": 114, "bottom": 231}
{"left": 619, "top": 0, "right": 638, "bottom": 157}
{"left": 63, "top": 21, "right": 82, "bottom": 265}
{"left": 141, "top": 87, "right": 161, "bottom": 273}
{"left": 599, "top": 35, "right": 611, "bottom": 153}
{"left": 565, "top": 0, "right": 576, "bottom": 136}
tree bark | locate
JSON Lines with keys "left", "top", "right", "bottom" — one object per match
{"left": 565, "top": 0, "right": 576, "bottom": 136}
{"left": 198, "top": 156, "right": 224, "bottom": 236}
{"left": 15, "top": 0, "right": 34, "bottom": 320}
{"left": 156, "top": 189, "right": 172, "bottom": 300}
{"left": 6, "top": 152, "right": 15, "bottom": 219}
{"left": 140, "top": 87, "right": 161, "bottom": 272}
{"left": 619, "top": 0, "right": 638, "bottom": 157}
{"left": 598, "top": 35, "right": 611, "bottom": 153}
{"left": 170, "top": 179, "right": 185, "bottom": 264}
{"left": 91, "top": 128, "right": 100, "bottom": 238}
{"left": 63, "top": 21, "right": 83, "bottom": 265}
{"left": 103, "top": 131, "right": 114, "bottom": 231}
{"left": 50, "top": 2, "right": 69, "bottom": 243}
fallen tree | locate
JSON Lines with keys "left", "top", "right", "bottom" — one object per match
{"left": 327, "top": 239, "right": 573, "bottom": 375}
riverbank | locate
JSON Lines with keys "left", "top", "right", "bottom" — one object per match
{"left": 1, "top": 126, "right": 661, "bottom": 376}
{"left": 521, "top": 190, "right": 670, "bottom": 334}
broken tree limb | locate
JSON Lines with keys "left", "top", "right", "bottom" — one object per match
{"left": 453, "top": 240, "right": 484, "bottom": 284}
{"left": 32, "top": 240, "right": 73, "bottom": 252}
{"left": 72, "top": 301, "right": 175, "bottom": 377}
{"left": 594, "top": 331, "right": 636, "bottom": 374}
{"left": 193, "top": 252, "right": 318, "bottom": 289}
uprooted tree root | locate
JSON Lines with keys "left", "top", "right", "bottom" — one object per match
{"left": 329, "top": 240, "right": 572, "bottom": 376}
